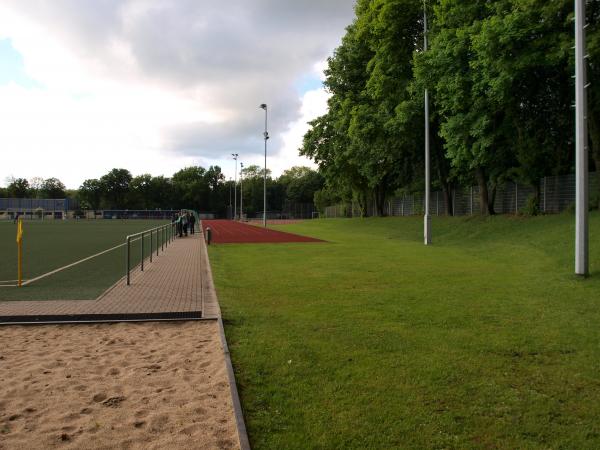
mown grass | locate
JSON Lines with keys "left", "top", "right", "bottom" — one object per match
{"left": 0, "top": 219, "right": 168, "bottom": 300}
{"left": 210, "top": 212, "right": 600, "bottom": 449}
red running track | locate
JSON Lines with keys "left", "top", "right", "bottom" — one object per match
{"left": 201, "top": 220, "right": 324, "bottom": 244}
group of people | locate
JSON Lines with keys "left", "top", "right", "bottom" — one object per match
{"left": 173, "top": 211, "right": 196, "bottom": 237}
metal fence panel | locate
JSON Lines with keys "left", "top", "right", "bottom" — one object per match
{"left": 323, "top": 171, "right": 599, "bottom": 217}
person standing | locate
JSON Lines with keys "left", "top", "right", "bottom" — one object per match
{"left": 189, "top": 213, "right": 196, "bottom": 234}
{"left": 182, "top": 212, "right": 188, "bottom": 236}
{"left": 177, "top": 213, "right": 183, "bottom": 237}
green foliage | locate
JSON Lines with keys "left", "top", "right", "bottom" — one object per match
{"left": 303, "top": 0, "right": 599, "bottom": 216}
{"left": 7, "top": 178, "right": 30, "bottom": 198}
{"left": 520, "top": 195, "right": 540, "bottom": 216}
{"left": 40, "top": 177, "right": 66, "bottom": 198}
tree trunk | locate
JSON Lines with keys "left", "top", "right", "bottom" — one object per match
{"left": 442, "top": 185, "right": 453, "bottom": 216}
{"left": 476, "top": 167, "right": 491, "bottom": 215}
{"left": 488, "top": 181, "right": 497, "bottom": 215}
{"left": 375, "top": 186, "right": 386, "bottom": 217}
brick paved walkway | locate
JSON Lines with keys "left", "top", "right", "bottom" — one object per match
{"left": 0, "top": 232, "right": 219, "bottom": 322}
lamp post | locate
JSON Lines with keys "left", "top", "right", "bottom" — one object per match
{"left": 240, "top": 162, "right": 244, "bottom": 221}
{"left": 260, "top": 104, "right": 269, "bottom": 227}
{"left": 228, "top": 177, "right": 232, "bottom": 219}
{"left": 575, "top": 0, "right": 589, "bottom": 276}
{"left": 232, "top": 153, "right": 238, "bottom": 220}
{"left": 423, "top": 0, "right": 431, "bottom": 246}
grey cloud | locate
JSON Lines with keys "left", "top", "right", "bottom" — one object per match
{"left": 7, "top": 0, "right": 356, "bottom": 160}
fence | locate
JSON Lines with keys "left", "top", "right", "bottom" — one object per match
{"left": 125, "top": 222, "right": 177, "bottom": 285}
{"left": 281, "top": 201, "right": 316, "bottom": 219}
{"left": 0, "top": 198, "right": 76, "bottom": 220}
{"left": 323, "top": 171, "right": 600, "bottom": 218}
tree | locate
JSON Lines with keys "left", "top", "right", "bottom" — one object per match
{"left": 40, "top": 177, "right": 66, "bottom": 198}
{"left": 239, "top": 164, "right": 273, "bottom": 216}
{"left": 100, "top": 169, "right": 132, "bottom": 209}
{"left": 172, "top": 166, "right": 208, "bottom": 210}
{"left": 78, "top": 179, "right": 103, "bottom": 210}
{"left": 279, "top": 167, "right": 325, "bottom": 203}
{"left": 470, "top": 0, "right": 573, "bottom": 205}
{"left": 130, "top": 174, "right": 154, "bottom": 209}
{"left": 586, "top": 0, "right": 600, "bottom": 208}
{"left": 7, "top": 178, "right": 30, "bottom": 198}
{"left": 29, "top": 177, "right": 45, "bottom": 198}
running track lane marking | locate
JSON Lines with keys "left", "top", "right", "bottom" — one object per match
{"left": 22, "top": 236, "right": 143, "bottom": 286}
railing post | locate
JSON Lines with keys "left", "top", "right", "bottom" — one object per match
{"left": 150, "top": 230, "right": 153, "bottom": 263}
{"left": 162, "top": 226, "right": 164, "bottom": 252}
{"left": 156, "top": 228, "right": 159, "bottom": 257}
{"left": 126, "top": 235, "right": 131, "bottom": 285}
{"left": 141, "top": 231, "right": 144, "bottom": 271}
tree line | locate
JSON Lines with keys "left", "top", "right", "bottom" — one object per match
{"left": 2, "top": 166, "right": 324, "bottom": 217}
{"left": 0, "top": 177, "right": 68, "bottom": 199}
{"left": 301, "top": 0, "right": 600, "bottom": 215}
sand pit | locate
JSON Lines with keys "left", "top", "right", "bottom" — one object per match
{"left": 0, "top": 321, "right": 239, "bottom": 450}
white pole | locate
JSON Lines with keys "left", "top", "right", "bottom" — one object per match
{"left": 260, "top": 104, "right": 268, "bottom": 227}
{"left": 575, "top": 0, "right": 589, "bottom": 276}
{"left": 424, "top": 0, "right": 431, "bottom": 245}
{"left": 240, "top": 163, "right": 244, "bottom": 221}
{"left": 232, "top": 153, "right": 238, "bottom": 221}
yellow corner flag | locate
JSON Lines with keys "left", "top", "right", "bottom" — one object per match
{"left": 16, "top": 218, "right": 23, "bottom": 244}
{"left": 16, "top": 218, "right": 23, "bottom": 287}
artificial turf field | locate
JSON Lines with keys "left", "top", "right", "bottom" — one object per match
{"left": 210, "top": 212, "right": 600, "bottom": 449}
{"left": 0, "top": 219, "right": 168, "bottom": 300}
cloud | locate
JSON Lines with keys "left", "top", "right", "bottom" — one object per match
{"left": 0, "top": 0, "right": 355, "bottom": 187}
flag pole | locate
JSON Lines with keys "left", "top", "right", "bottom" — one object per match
{"left": 17, "top": 218, "right": 23, "bottom": 287}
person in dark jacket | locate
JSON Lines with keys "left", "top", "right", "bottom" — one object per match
{"left": 189, "top": 213, "right": 196, "bottom": 234}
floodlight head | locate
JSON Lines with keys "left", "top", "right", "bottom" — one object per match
{"left": 263, "top": 131, "right": 269, "bottom": 140}
{"left": 260, "top": 103, "right": 267, "bottom": 110}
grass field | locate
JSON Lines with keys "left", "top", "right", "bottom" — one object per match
{"left": 0, "top": 219, "right": 169, "bottom": 301}
{"left": 210, "top": 212, "right": 600, "bottom": 449}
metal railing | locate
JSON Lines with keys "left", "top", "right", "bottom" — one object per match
{"left": 125, "top": 222, "right": 177, "bottom": 285}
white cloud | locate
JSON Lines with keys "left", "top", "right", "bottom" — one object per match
{"left": 269, "top": 86, "right": 330, "bottom": 174}
{"left": 0, "top": 1, "right": 354, "bottom": 188}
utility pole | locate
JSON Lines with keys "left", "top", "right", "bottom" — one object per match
{"left": 260, "top": 104, "right": 269, "bottom": 227}
{"left": 240, "top": 162, "right": 244, "bottom": 221}
{"left": 575, "top": 0, "right": 589, "bottom": 276}
{"left": 232, "top": 153, "right": 238, "bottom": 221}
{"left": 423, "top": 0, "right": 431, "bottom": 245}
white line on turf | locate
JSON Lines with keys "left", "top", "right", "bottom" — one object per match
{"left": 22, "top": 236, "right": 144, "bottom": 287}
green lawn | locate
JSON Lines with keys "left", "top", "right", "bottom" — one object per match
{"left": 210, "top": 213, "right": 600, "bottom": 449}
{"left": 0, "top": 219, "right": 169, "bottom": 300}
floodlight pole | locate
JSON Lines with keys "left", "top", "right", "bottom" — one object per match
{"left": 232, "top": 153, "right": 238, "bottom": 220}
{"left": 575, "top": 0, "right": 589, "bottom": 276}
{"left": 229, "top": 177, "right": 232, "bottom": 219}
{"left": 240, "top": 162, "right": 244, "bottom": 221}
{"left": 423, "top": 0, "right": 431, "bottom": 245}
{"left": 260, "top": 103, "right": 269, "bottom": 227}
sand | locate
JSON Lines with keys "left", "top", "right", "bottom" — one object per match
{"left": 0, "top": 321, "right": 240, "bottom": 450}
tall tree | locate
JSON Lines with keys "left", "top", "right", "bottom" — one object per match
{"left": 100, "top": 168, "right": 132, "bottom": 209}
{"left": 78, "top": 179, "right": 103, "bottom": 210}
{"left": 40, "top": 177, "right": 66, "bottom": 198}
{"left": 7, "top": 178, "right": 30, "bottom": 198}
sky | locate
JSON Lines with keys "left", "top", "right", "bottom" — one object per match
{"left": 0, "top": 1, "right": 356, "bottom": 189}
